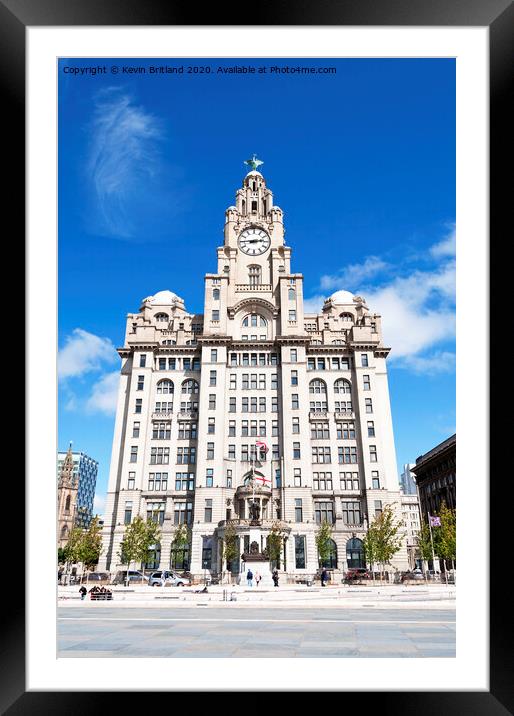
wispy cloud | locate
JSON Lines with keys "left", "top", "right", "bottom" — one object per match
{"left": 59, "top": 328, "right": 117, "bottom": 380}
{"left": 304, "top": 228, "right": 456, "bottom": 373}
{"left": 93, "top": 493, "right": 106, "bottom": 516}
{"left": 85, "top": 371, "right": 120, "bottom": 416}
{"left": 87, "top": 87, "right": 164, "bottom": 238}
{"left": 320, "top": 256, "right": 389, "bottom": 291}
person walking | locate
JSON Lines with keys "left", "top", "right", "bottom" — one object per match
{"left": 79, "top": 585, "right": 87, "bottom": 601}
{"left": 255, "top": 571, "right": 261, "bottom": 587}
{"left": 321, "top": 568, "right": 328, "bottom": 587}
{"left": 272, "top": 569, "right": 279, "bottom": 587}
{"left": 246, "top": 569, "right": 253, "bottom": 587}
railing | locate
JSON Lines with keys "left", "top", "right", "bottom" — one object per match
{"left": 334, "top": 411, "right": 355, "bottom": 419}
{"left": 235, "top": 284, "right": 273, "bottom": 292}
{"left": 309, "top": 411, "right": 329, "bottom": 419}
{"left": 151, "top": 412, "right": 173, "bottom": 420}
{"left": 177, "top": 411, "right": 198, "bottom": 420}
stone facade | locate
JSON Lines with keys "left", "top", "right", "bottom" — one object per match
{"left": 411, "top": 434, "right": 456, "bottom": 520}
{"left": 98, "top": 166, "right": 409, "bottom": 579}
{"left": 57, "top": 444, "right": 79, "bottom": 548}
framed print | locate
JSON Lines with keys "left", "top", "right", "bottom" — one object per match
{"left": 2, "top": 0, "right": 511, "bottom": 711}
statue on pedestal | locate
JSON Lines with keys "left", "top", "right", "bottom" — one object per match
{"left": 249, "top": 499, "right": 260, "bottom": 522}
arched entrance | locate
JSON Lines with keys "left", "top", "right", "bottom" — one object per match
{"left": 346, "top": 537, "right": 365, "bottom": 568}
{"left": 319, "top": 538, "right": 338, "bottom": 569}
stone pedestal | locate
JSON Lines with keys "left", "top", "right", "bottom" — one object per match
{"left": 242, "top": 560, "right": 273, "bottom": 587}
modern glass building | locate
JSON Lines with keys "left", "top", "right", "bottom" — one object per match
{"left": 57, "top": 451, "right": 99, "bottom": 528}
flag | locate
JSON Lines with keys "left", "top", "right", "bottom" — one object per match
{"left": 256, "top": 440, "right": 269, "bottom": 453}
{"left": 254, "top": 474, "right": 271, "bottom": 485}
{"left": 429, "top": 515, "right": 441, "bottom": 527}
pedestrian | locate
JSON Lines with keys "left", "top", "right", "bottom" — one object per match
{"left": 321, "top": 568, "right": 328, "bottom": 587}
{"left": 272, "top": 569, "right": 279, "bottom": 587}
{"left": 255, "top": 571, "right": 261, "bottom": 587}
{"left": 79, "top": 585, "right": 87, "bottom": 601}
{"left": 246, "top": 569, "right": 253, "bottom": 587}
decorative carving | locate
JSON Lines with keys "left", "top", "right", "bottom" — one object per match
{"left": 250, "top": 540, "right": 259, "bottom": 554}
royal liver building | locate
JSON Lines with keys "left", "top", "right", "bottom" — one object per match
{"left": 99, "top": 158, "right": 408, "bottom": 579}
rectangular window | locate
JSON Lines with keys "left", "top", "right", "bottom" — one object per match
{"left": 209, "top": 370, "right": 217, "bottom": 386}
{"left": 338, "top": 447, "right": 358, "bottom": 464}
{"left": 311, "top": 422, "right": 330, "bottom": 440}
{"left": 130, "top": 446, "right": 138, "bottom": 463}
{"left": 226, "top": 469, "right": 232, "bottom": 488}
{"left": 148, "top": 472, "right": 168, "bottom": 491}
{"left": 317, "top": 358, "right": 326, "bottom": 370}
{"left": 230, "top": 353, "right": 237, "bottom": 366}
{"left": 259, "top": 397, "right": 266, "bottom": 412}
{"left": 210, "top": 349, "right": 217, "bottom": 362}
{"left": 363, "top": 374, "right": 371, "bottom": 391}
{"left": 293, "top": 442, "right": 301, "bottom": 459}
{"left": 127, "top": 472, "right": 135, "bottom": 490}
{"left": 294, "top": 468, "right": 302, "bottom": 487}
{"left": 175, "top": 472, "right": 195, "bottom": 491}
{"left": 336, "top": 422, "right": 355, "bottom": 440}
{"left": 374, "top": 500, "right": 383, "bottom": 516}
{"left": 132, "top": 422, "right": 140, "bottom": 438}
{"left": 372, "top": 471, "right": 380, "bottom": 489}
{"left": 291, "top": 370, "right": 298, "bottom": 386}
{"left": 289, "top": 310, "right": 296, "bottom": 321}
{"left": 124, "top": 502, "right": 133, "bottom": 524}
{"left": 272, "top": 420, "right": 279, "bottom": 437}
{"left": 295, "top": 535, "right": 306, "bottom": 568}
{"left": 176, "top": 447, "right": 195, "bottom": 465}
{"left": 228, "top": 420, "right": 236, "bottom": 437}
{"left": 204, "top": 499, "right": 213, "bottom": 522}
{"left": 272, "top": 444, "right": 279, "bottom": 460}
{"left": 270, "top": 354, "right": 278, "bottom": 365}
{"left": 315, "top": 501, "right": 335, "bottom": 524}
{"left": 174, "top": 501, "right": 193, "bottom": 525}
{"left": 158, "top": 358, "right": 166, "bottom": 370}
{"left": 229, "top": 397, "right": 236, "bottom": 412}
{"left": 139, "top": 354, "right": 147, "bottom": 367}
{"left": 212, "top": 310, "right": 219, "bottom": 321}
{"left": 361, "top": 354, "right": 369, "bottom": 367}
{"left": 307, "top": 358, "right": 315, "bottom": 370}
{"left": 275, "top": 468, "right": 281, "bottom": 488}
{"left": 153, "top": 421, "right": 172, "bottom": 439}
{"left": 290, "top": 349, "right": 297, "bottom": 362}
{"left": 228, "top": 445, "right": 236, "bottom": 460}
{"left": 209, "top": 394, "right": 216, "bottom": 410}
{"left": 242, "top": 353, "right": 249, "bottom": 366}
{"left": 178, "top": 423, "right": 197, "bottom": 439}
{"left": 206, "top": 468, "right": 214, "bottom": 487}
{"left": 312, "top": 446, "right": 331, "bottom": 463}
{"left": 169, "top": 358, "right": 177, "bottom": 370}
{"left": 135, "top": 398, "right": 142, "bottom": 414}
{"left": 365, "top": 398, "right": 373, "bottom": 413}
{"left": 137, "top": 375, "right": 144, "bottom": 390}
{"left": 367, "top": 421, "right": 375, "bottom": 437}
{"left": 229, "top": 374, "right": 237, "bottom": 390}
{"left": 295, "top": 499, "right": 303, "bottom": 523}
{"left": 206, "top": 442, "right": 215, "bottom": 460}
{"left": 313, "top": 472, "right": 333, "bottom": 491}
{"left": 241, "top": 420, "right": 249, "bottom": 437}
{"left": 183, "top": 358, "right": 191, "bottom": 371}
{"left": 292, "top": 394, "right": 299, "bottom": 410}
{"left": 342, "top": 501, "right": 361, "bottom": 525}
{"left": 241, "top": 397, "right": 248, "bottom": 413}
{"left": 370, "top": 445, "right": 378, "bottom": 462}
{"left": 292, "top": 417, "right": 300, "bottom": 434}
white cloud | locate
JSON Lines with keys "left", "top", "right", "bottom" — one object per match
{"left": 430, "top": 225, "right": 456, "bottom": 259}
{"left": 58, "top": 328, "right": 117, "bottom": 380}
{"left": 87, "top": 88, "right": 163, "bottom": 237}
{"left": 93, "top": 493, "right": 106, "bottom": 517}
{"left": 393, "top": 351, "right": 456, "bottom": 375}
{"left": 85, "top": 371, "right": 120, "bottom": 416}
{"left": 320, "top": 256, "right": 388, "bottom": 291}
{"left": 303, "top": 295, "right": 326, "bottom": 314}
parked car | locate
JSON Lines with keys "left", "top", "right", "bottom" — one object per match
{"left": 344, "top": 568, "right": 371, "bottom": 583}
{"left": 148, "top": 570, "right": 191, "bottom": 587}
{"left": 111, "top": 570, "right": 149, "bottom": 585}
{"left": 401, "top": 570, "right": 424, "bottom": 582}
{"left": 80, "top": 572, "right": 110, "bottom": 584}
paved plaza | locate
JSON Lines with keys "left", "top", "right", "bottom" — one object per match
{"left": 58, "top": 584, "right": 455, "bottom": 658}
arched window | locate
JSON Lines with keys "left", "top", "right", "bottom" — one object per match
{"left": 172, "top": 545, "right": 190, "bottom": 571}
{"left": 212, "top": 288, "right": 220, "bottom": 300}
{"left": 334, "top": 379, "right": 352, "bottom": 394}
{"left": 65, "top": 495, "right": 71, "bottom": 512}
{"left": 157, "top": 379, "right": 174, "bottom": 395}
{"left": 319, "top": 539, "right": 338, "bottom": 569}
{"left": 61, "top": 525, "right": 68, "bottom": 539}
{"left": 181, "top": 379, "right": 199, "bottom": 395}
{"left": 340, "top": 313, "right": 354, "bottom": 322}
{"left": 155, "top": 313, "right": 169, "bottom": 322}
{"left": 309, "top": 379, "right": 327, "bottom": 395}
{"left": 242, "top": 314, "right": 267, "bottom": 328}
{"left": 288, "top": 288, "right": 296, "bottom": 300}
{"left": 346, "top": 537, "right": 365, "bottom": 568}
{"left": 248, "top": 265, "right": 262, "bottom": 286}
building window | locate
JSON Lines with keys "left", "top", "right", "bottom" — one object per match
{"left": 372, "top": 471, "right": 380, "bottom": 489}
{"left": 290, "top": 349, "right": 297, "bottom": 362}
{"left": 313, "top": 472, "right": 333, "bottom": 491}
{"left": 315, "top": 501, "right": 335, "bottom": 524}
{"left": 204, "top": 499, "right": 213, "bottom": 522}
{"left": 174, "top": 501, "right": 193, "bottom": 525}
{"left": 336, "top": 422, "right": 355, "bottom": 440}
{"left": 148, "top": 472, "right": 168, "bottom": 491}
{"left": 206, "top": 468, "right": 214, "bottom": 487}
{"left": 212, "top": 310, "right": 220, "bottom": 321}
{"left": 157, "top": 379, "right": 173, "bottom": 395}
{"left": 294, "top": 468, "right": 302, "bottom": 487}
{"left": 338, "top": 447, "right": 357, "bottom": 464}
{"left": 206, "top": 443, "right": 215, "bottom": 460}
{"left": 226, "top": 469, "right": 232, "bottom": 488}
{"left": 137, "top": 375, "right": 144, "bottom": 391}
{"left": 292, "top": 417, "right": 300, "bottom": 434}
{"left": 289, "top": 310, "right": 296, "bottom": 321}
{"left": 181, "top": 379, "right": 199, "bottom": 395}
{"left": 127, "top": 472, "right": 135, "bottom": 490}
{"left": 228, "top": 445, "right": 236, "bottom": 460}
{"left": 370, "top": 445, "right": 378, "bottom": 462}
{"left": 342, "top": 501, "right": 361, "bottom": 525}
{"left": 212, "top": 288, "right": 220, "bottom": 301}
{"left": 293, "top": 442, "right": 301, "bottom": 459}
{"left": 295, "top": 535, "right": 306, "bottom": 568}
{"left": 178, "top": 423, "right": 197, "bottom": 439}
{"left": 124, "top": 502, "right": 133, "bottom": 524}
{"left": 135, "top": 398, "right": 142, "bottom": 414}
{"left": 139, "top": 354, "right": 147, "bottom": 367}
{"left": 295, "top": 499, "right": 303, "bottom": 523}
{"left": 374, "top": 500, "right": 383, "bottom": 516}
{"left": 367, "top": 421, "right": 375, "bottom": 437}
{"left": 229, "top": 397, "right": 236, "bottom": 412}
{"left": 130, "top": 446, "right": 138, "bottom": 463}
{"left": 208, "top": 417, "right": 215, "bottom": 434}
{"left": 152, "top": 422, "right": 172, "bottom": 439}
{"left": 288, "top": 288, "right": 296, "bottom": 300}
{"left": 175, "top": 472, "right": 195, "bottom": 491}
{"left": 292, "top": 394, "right": 299, "bottom": 410}
{"left": 312, "top": 446, "right": 331, "bottom": 463}
{"left": 248, "top": 265, "right": 262, "bottom": 286}
{"left": 209, "top": 370, "right": 217, "bottom": 386}
{"left": 230, "top": 374, "right": 237, "bottom": 390}
{"left": 291, "top": 370, "right": 298, "bottom": 386}
{"left": 361, "top": 354, "right": 369, "bottom": 367}
{"left": 311, "top": 422, "right": 329, "bottom": 440}
{"left": 334, "top": 379, "right": 351, "bottom": 395}
{"left": 363, "top": 374, "right": 371, "bottom": 390}
{"left": 132, "top": 422, "right": 140, "bottom": 438}
{"left": 275, "top": 469, "right": 281, "bottom": 488}
{"left": 365, "top": 398, "right": 373, "bottom": 413}
{"left": 210, "top": 349, "right": 218, "bottom": 362}
{"left": 155, "top": 313, "right": 169, "bottom": 322}
{"left": 209, "top": 394, "right": 216, "bottom": 410}
{"left": 176, "top": 447, "right": 195, "bottom": 464}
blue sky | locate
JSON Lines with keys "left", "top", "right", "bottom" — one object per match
{"left": 58, "top": 58, "right": 455, "bottom": 516}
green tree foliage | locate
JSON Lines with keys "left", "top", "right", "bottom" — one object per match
{"left": 118, "top": 515, "right": 161, "bottom": 586}
{"left": 171, "top": 523, "right": 190, "bottom": 553}
{"left": 433, "top": 501, "right": 456, "bottom": 569}
{"left": 62, "top": 527, "right": 84, "bottom": 566}
{"left": 315, "top": 520, "right": 334, "bottom": 567}
{"left": 266, "top": 521, "right": 284, "bottom": 566}
{"left": 77, "top": 516, "right": 103, "bottom": 572}
{"left": 364, "top": 504, "right": 405, "bottom": 580}
{"left": 221, "top": 522, "right": 238, "bottom": 570}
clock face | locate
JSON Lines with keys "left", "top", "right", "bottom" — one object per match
{"left": 238, "top": 227, "right": 271, "bottom": 255}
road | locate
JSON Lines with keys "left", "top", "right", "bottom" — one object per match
{"left": 58, "top": 605, "right": 455, "bottom": 658}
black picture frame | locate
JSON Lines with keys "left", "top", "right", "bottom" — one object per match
{"left": 4, "top": 0, "right": 510, "bottom": 711}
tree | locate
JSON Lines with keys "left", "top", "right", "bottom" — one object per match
{"left": 61, "top": 527, "right": 84, "bottom": 583}
{"left": 266, "top": 521, "right": 284, "bottom": 568}
{"left": 171, "top": 523, "right": 191, "bottom": 570}
{"left": 433, "top": 501, "right": 456, "bottom": 578}
{"left": 416, "top": 522, "right": 435, "bottom": 578}
{"left": 221, "top": 522, "right": 238, "bottom": 574}
{"left": 315, "top": 520, "right": 334, "bottom": 568}
{"left": 363, "top": 526, "right": 380, "bottom": 584}
{"left": 364, "top": 504, "right": 405, "bottom": 581}
{"left": 77, "top": 516, "right": 103, "bottom": 585}
{"left": 118, "top": 515, "right": 161, "bottom": 586}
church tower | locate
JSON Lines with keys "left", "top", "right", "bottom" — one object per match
{"left": 57, "top": 442, "right": 78, "bottom": 548}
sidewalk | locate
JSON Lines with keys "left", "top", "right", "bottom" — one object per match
{"left": 58, "top": 582, "right": 456, "bottom": 609}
